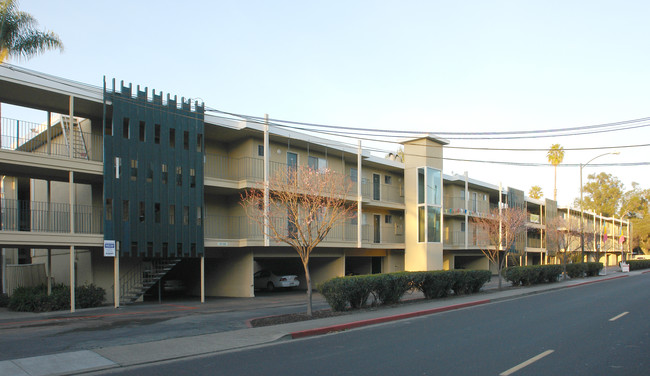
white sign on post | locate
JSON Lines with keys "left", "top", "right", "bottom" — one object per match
{"left": 104, "top": 240, "right": 116, "bottom": 257}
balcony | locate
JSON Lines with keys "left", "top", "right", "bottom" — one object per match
{"left": 0, "top": 199, "right": 103, "bottom": 234}
{"left": 1, "top": 117, "right": 103, "bottom": 162}
{"left": 444, "top": 230, "right": 490, "bottom": 248}
{"left": 444, "top": 196, "right": 492, "bottom": 217}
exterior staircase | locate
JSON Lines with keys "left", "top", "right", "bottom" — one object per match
{"left": 120, "top": 259, "right": 182, "bottom": 305}
{"left": 61, "top": 116, "right": 89, "bottom": 160}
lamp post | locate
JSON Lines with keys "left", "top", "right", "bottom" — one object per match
{"left": 580, "top": 152, "right": 620, "bottom": 262}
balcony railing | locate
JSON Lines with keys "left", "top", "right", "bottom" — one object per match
{"left": 444, "top": 230, "right": 490, "bottom": 247}
{"left": 526, "top": 238, "right": 543, "bottom": 248}
{"left": 444, "top": 196, "right": 492, "bottom": 217}
{"left": 1, "top": 117, "right": 103, "bottom": 162}
{"left": 0, "top": 199, "right": 103, "bottom": 234}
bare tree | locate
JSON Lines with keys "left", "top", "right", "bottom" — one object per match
{"left": 241, "top": 165, "right": 356, "bottom": 316}
{"left": 472, "top": 207, "right": 528, "bottom": 289}
{"left": 546, "top": 215, "right": 595, "bottom": 280}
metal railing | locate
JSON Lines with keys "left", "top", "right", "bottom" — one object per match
{"left": 0, "top": 198, "right": 103, "bottom": 234}
{"left": 444, "top": 230, "right": 490, "bottom": 247}
{"left": 1, "top": 117, "right": 103, "bottom": 162}
{"left": 444, "top": 196, "right": 490, "bottom": 216}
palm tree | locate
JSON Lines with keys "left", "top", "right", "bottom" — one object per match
{"left": 546, "top": 144, "right": 565, "bottom": 201}
{"left": 0, "top": 0, "right": 63, "bottom": 63}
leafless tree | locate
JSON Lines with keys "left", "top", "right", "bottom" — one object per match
{"left": 546, "top": 216, "right": 595, "bottom": 280}
{"left": 472, "top": 207, "right": 528, "bottom": 289}
{"left": 241, "top": 164, "right": 356, "bottom": 315}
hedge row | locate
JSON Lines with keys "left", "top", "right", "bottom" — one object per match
{"left": 502, "top": 262, "right": 603, "bottom": 286}
{"left": 627, "top": 260, "right": 650, "bottom": 271}
{"left": 7, "top": 283, "right": 106, "bottom": 312}
{"left": 318, "top": 270, "right": 491, "bottom": 312}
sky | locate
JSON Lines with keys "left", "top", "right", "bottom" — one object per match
{"left": 3, "top": 0, "right": 650, "bottom": 209}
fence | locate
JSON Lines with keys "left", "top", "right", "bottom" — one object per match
{"left": 0, "top": 199, "right": 103, "bottom": 234}
{"left": 4, "top": 263, "right": 47, "bottom": 296}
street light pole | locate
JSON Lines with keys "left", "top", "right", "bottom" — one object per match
{"left": 580, "top": 152, "right": 620, "bottom": 262}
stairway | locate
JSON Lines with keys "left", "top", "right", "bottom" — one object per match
{"left": 120, "top": 259, "right": 182, "bottom": 305}
{"left": 61, "top": 116, "right": 89, "bottom": 159}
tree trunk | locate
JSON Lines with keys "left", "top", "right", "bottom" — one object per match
{"left": 497, "top": 253, "right": 503, "bottom": 290}
{"left": 302, "top": 259, "right": 312, "bottom": 316}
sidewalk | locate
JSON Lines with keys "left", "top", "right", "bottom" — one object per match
{"left": 0, "top": 267, "right": 642, "bottom": 376}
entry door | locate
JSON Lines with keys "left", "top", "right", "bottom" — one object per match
{"left": 287, "top": 152, "right": 297, "bottom": 171}
{"left": 373, "top": 174, "right": 380, "bottom": 201}
{"left": 374, "top": 214, "right": 381, "bottom": 243}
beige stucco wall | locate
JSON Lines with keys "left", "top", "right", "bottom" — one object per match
{"left": 403, "top": 137, "right": 444, "bottom": 271}
{"left": 31, "top": 248, "right": 93, "bottom": 286}
{"left": 204, "top": 249, "right": 254, "bottom": 297}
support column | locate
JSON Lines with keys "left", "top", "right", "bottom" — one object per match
{"left": 263, "top": 115, "right": 269, "bottom": 247}
{"left": 114, "top": 249, "right": 119, "bottom": 308}
{"left": 464, "top": 171, "right": 468, "bottom": 249}
{"left": 47, "top": 249, "right": 52, "bottom": 295}
{"left": 200, "top": 255, "right": 205, "bottom": 303}
{"left": 69, "top": 96, "right": 76, "bottom": 312}
{"left": 47, "top": 112, "right": 51, "bottom": 155}
{"left": 357, "top": 140, "right": 362, "bottom": 248}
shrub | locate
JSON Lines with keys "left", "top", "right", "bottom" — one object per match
{"left": 7, "top": 283, "right": 105, "bottom": 312}
{"left": 503, "top": 265, "right": 563, "bottom": 286}
{"left": 412, "top": 271, "right": 453, "bottom": 299}
{"left": 466, "top": 270, "right": 493, "bottom": 293}
{"left": 584, "top": 262, "right": 603, "bottom": 276}
{"left": 627, "top": 260, "right": 650, "bottom": 271}
{"left": 565, "top": 263, "right": 586, "bottom": 278}
{"left": 369, "top": 272, "right": 412, "bottom": 305}
{"left": 0, "top": 293, "right": 8, "bottom": 307}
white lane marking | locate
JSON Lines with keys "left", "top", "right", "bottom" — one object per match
{"left": 609, "top": 312, "right": 629, "bottom": 321}
{"left": 500, "top": 349, "right": 555, "bottom": 376}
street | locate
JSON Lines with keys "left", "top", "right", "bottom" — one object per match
{"left": 95, "top": 273, "right": 650, "bottom": 376}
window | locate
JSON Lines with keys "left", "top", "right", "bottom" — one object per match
{"left": 190, "top": 168, "right": 196, "bottom": 188}
{"left": 177, "top": 243, "right": 183, "bottom": 256}
{"left": 162, "top": 242, "right": 168, "bottom": 255}
{"left": 460, "top": 189, "right": 465, "bottom": 200}
{"left": 155, "top": 203, "right": 161, "bottom": 223}
{"left": 169, "top": 205, "right": 175, "bottom": 224}
{"left": 154, "top": 124, "right": 161, "bottom": 144}
{"left": 162, "top": 163, "right": 168, "bottom": 184}
{"left": 122, "top": 200, "right": 129, "bottom": 221}
{"left": 131, "top": 242, "right": 137, "bottom": 254}
{"left": 197, "top": 207, "right": 202, "bottom": 226}
{"left": 131, "top": 159, "right": 138, "bottom": 181}
{"left": 258, "top": 145, "right": 264, "bottom": 157}
{"left": 417, "top": 167, "right": 442, "bottom": 243}
{"left": 176, "top": 166, "right": 182, "bottom": 186}
{"left": 147, "top": 163, "right": 153, "bottom": 183}
{"left": 385, "top": 175, "right": 392, "bottom": 184}
{"left": 385, "top": 214, "right": 393, "bottom": 224}
{"left": 308, "top": 156, "right": 327, "bottom": 171}
{"left": 472, "top": 192, "right": 477, "bottom": 212}
{"left": 183, "top": 206, "right": 189, "bottom": 225}
{"left": 169, "top": 128, "right": 175, "bottom": 148}
{"left": 147, "top": 242, "right": 153, "bottom": 254}
{"left": 139, "top": 202, "right": 145, "bottom": 222}
{"left": 350, "top": 168, "right": 357, "bottom": 182}
{"left": 105, "top": 119, "right": 113, "bottom": 136}
{"left": 461, "top": 222, "right": 466, "bottom": 232}
{"left": 287, "top": 152, "right": 297, "bottom": 171}
{"left": 483, "top": 194, "right": 488, "bottom": 201}
{"left": 106, "top": 199, "right": 113, "bottom": 221}
{"left": 197, "top": 134, "right": 203, "bottom": 152}
{"left": 183, "top": 131, "right": 189, "bottom": 150}
{"left": 139, "top": 121, "right": 146, "bottom": 142}
{"left": 122, "top": 118, "right": 129, "bottom": 139}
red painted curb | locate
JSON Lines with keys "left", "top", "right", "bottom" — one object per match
{"left": 566, "top": 274, "right": 628, "bottom": 288}
{"left": 290, "top": 299, "right": 491, "bottom": 339}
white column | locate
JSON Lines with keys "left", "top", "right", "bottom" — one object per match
{"left": 69, "top": 96, "right": 76, "bottom": 312}
{"left": 114, "top": 250, "right": 120, "bottom": 308}
{"left": 464, "top": 171, "right": 468, "bottom": 249}
{"left": 264, "top": 115, "right": 270, "bottom": 247}
{"left": 357, "top": 140, "right": 362, "bottom": 248}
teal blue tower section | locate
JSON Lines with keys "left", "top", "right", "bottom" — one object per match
{"left": 103, "top": 81, "right": 204, "bottom": 257}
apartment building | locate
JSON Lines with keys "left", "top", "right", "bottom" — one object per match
{"left": 0, "top": 64, "right": 631, "bottom": 306}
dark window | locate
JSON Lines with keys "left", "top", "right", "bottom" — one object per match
{"left": 183, "top": 206, "right": 189, "bottom": 225}
{"left": 122, "top": 200, "right": 129, "bottom": 221}
{"left": 176, "top": 166, "right": 182, "bottom": 186}
{"left": 139, "top": 202, "right": 145, "bottom": 222}
{"left": 177, "top": 243, "right": 183, "bottom": 256}
{"left": 385, "top": 214, "right": 392, "bottom": 224}
{"left": 131, "top": 242, "right": 137, "bottom": 254}
{"left": 197, "top": 134, "right": 203, "bottom": 152}
{"left": 258, "top": 145, "right": 264, "bottom": 157}
{"left": 147, "top": 163, "right": 153, "bottom": 183}
{"left": 139, "top": 121, "right": 145, "bottom": 142}
{"left": 162, "top": 242, "right": 168, "bottom": 255}
{"left": 105, "top": 120, "right": 112, "bottom": 136}
{"left": 162, "top": 163, "right": 168, "bottom": 184}
{"left": 183, "top": 131, "right": 189, "bottom": 150}
{"left": 131, "top": 159, "right": 138, "bottom": 181}
{"left": 190, "top": 168, "right": 196, "bottom": 188}
{"left": 197, "top": 207, "right": 202, "bottom": 226}
{"left": 115, "top": 157, "right": 121, "bottom": 179}
{"left": 169, "top": 128, "right": 175, "bottom": 148}
{"left": 385, "top": 175, "right": 392, "bottom": 184}
{"left": 106, "top": 199, "right": 112, "bottom": 221}
{"left": 350, "top": 168, "right": 357, "bottom": 182}
{"left": 147, "top": 242, "right": 153, "bottom": 254}
{"left": 154, "top": 124, "right": 161, "bottom": 144}
{"left": 155, "top": 203, "right": 161, "bottom": 223}
{"left": 191, "top": 243, "right": 196, "bottom": 254}
{"left": 169, "top": 205, "right": 175, "bottom": 224}
{"left": 123, "top": 118, "right": 129, "bottom": 139}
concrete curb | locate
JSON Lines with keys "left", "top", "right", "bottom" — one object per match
{"left": 289, "top": 273, "right": 632, "bottom": 340}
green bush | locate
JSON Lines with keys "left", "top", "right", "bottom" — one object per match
{"left": 466, "top": 270, "right": 493, "bottom": 293}
{"left": 369, "top": 272, "right": 412, "bottom": 305}
{"left": 0, "top": 293, "right": 8, "bottom": 307}
{"left": 565, "top": 263, "right": 586, "bottom": 278}
{"left": 627, "top": 260, "right": 650, "bottom": 270}
{"left": 7, "top": 283, "right": 105, "bottom": 312}
{"left": 412, "top": 271, "right": 453, "bottom": 299}
{"left": 584, "top": 262, "right": 603, "bottom": 276}
{"left": 503, "top": 265, "right": 563, "bottom": 286}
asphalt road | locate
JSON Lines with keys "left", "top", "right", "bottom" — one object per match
{"left": 98, "top": 273, "right": 650, "bottom": 376}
